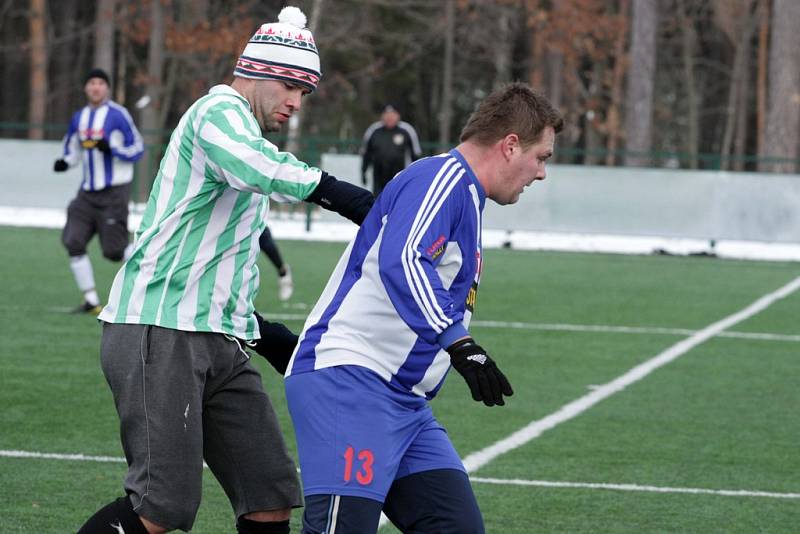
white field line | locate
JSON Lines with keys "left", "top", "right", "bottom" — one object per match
{"left": 258, "top": 313, "right": 800, "bottom": 343}
{"left": 469, "top": 477, "right": 800, "bottom": 499}
{"left": 12, "top": 279, "right": 800, "bottom": 530}
{"left": 0, "top": 450, "right": 125, "bottom": 463}
{"left": 3, "top": 451, "right": 798, "bottom": 501}
{"left": 470, "top": 320, "right": 800, "bottom": 342}
{"left": 461, "top": 274, "right": 800, "bottom": 474}
{"left": 26, "top": 306, "right": 800, "bottom": 343}
{"left": 0, "top": 450, "right": 800, "bottom": 499}
{"left": 0, "top": 449, "right": 211, "bottom": 468}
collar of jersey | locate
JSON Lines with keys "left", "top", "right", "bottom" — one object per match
{"left": 448, "top": 148, "right": 486, "bottom": 207}
{"left": 209, "top": 84, "right": 251, "bottom": 110}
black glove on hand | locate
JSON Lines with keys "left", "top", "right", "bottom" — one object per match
{"left": 306, "top": 171, "right": 375, "bottom": 226}
{"left": 95, "top": 139, "right": 111, "bottom": 154}
{"left": 53, "top": 159, "right": 68, "bottom": 172}
{"left": 447, "top": 338, "right": 514, "bottom": 407}
{"left": 251, "top": 311, "right": 298, "bottom": 375}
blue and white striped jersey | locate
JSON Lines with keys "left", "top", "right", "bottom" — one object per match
{"left": 61, "top": 100, "right": 144, "bottom": 191}
{"left": 288, "top": 149, "right": 485, "bottom": 398}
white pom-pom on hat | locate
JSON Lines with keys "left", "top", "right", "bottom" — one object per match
{"left": 278, "top": 6, "right": 308, "bottom": 29}
{"left": 234, "top": 5, "right": 320, "bottom": 91}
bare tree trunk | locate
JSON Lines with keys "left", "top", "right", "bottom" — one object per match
{"left": 559, "top": 70, "right": 582, "bottom": 164}
{"left": 438, "top": 0, "right": 455, "bottom": 147}
{"left": 585, "top": 63, "right": 603, "bottom": 166}
{"left": 285, "top": 0, "right": 324, "bottom": 156}
{"left": 756, "top": 0, "right": 769, "bottom": 159}
{"left": 492, "top": 4, "right": 514, "bottom": 89}
{"left": 720, "top": 12, "right": 756, "bottom": 170}
{"left": 138, "top": 0, "right": 167, "bottom": 201}
{"left": 28, "top": 0, "right": 47, "bottom": 139}
{"left": 544, "top": 50, "right": 564, "bottom": 110}
{"left": 677, "top": 0, "right": 699, "bottom": 169}
{"left": 733, "top": 48, "right": 751, "bottom": 172}
{"left": 159, "top": 58, "right": 180, "bottom": 129}
{"left": 623, "top": 0, "right": 658, "bottom": 167}
{"left": 94, "top": 0, "right": 116, "bottom": 74}
{"left": 49, "top": 0, "right": 79, "bottom": 124}
{"left": 115, "top": 9, "right": 128, "bottom": 105}
{"left": 761, "top": 0, "right": 800, "bottom": 173}
{"left": 74, "top": 6, "right": 92, "bottom": 98}
{"left": 526, "top": 2, "right": 545, "bottom": 91}
{"left": 605, "top": 0, "right": 630, "bottom": 167}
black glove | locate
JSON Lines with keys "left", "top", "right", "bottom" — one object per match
{"left": 95, "top": 139, "right": 111, "bottom": 154}
{"left": 250, "top": 311, "right": 298, "bottom": 375}
{"left": 447, "top": 338, "right": 513, "bottom": 407}
{"left": 53, "top": 159, "right": 68, "bottom": 172}
{"left": 306, "top": 171, "right": 375, "bottom": 226}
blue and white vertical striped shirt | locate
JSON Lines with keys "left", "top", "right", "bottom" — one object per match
{"left": 61, "top": 100, "right": 144, "bottom": 191}
{"left": 288, "top": 149, "right": 485, "bottom": 399}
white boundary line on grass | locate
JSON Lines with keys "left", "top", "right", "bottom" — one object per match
{"left": 0, "top": 449, "right": 207, "bottom": 468}
{"left": 461, "top": 275, "right": 800, "bottom": 474}
{"left": 0, "top": 450, "right": 125, "bottom": 463}
{"left": 9, "top": 278, "right": 800, "bottom": 529}
{"left": 470, "top": 320, "right": 800, "bottom": 343}
{"left": 3, "top": 450, "right": 798, "bottom": 500}
{"left": 258, "top": 313, "right": 800, "bottom": 343}
{"left": 28, "top": 306, "right": 800, "bottom": 343}
{"left": 469, "top": 477, "right": 800, "bottom": 499}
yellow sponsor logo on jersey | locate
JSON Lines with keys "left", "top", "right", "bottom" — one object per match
{"left": 466, "top": 282, "right": 478, "bottom": 312}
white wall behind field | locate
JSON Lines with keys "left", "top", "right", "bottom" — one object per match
{"left": 0, "top": 140, "right": 81, "bottom": 210}
{"left": 321, "top": 154, "right": 800, "bottom": 244}
{"left": 1, "top": 142, "right": 798, "bottom": 261}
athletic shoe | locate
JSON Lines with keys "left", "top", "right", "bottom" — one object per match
{"left": 72, "top": 301, "right": 103, "bottom": 315}
{"left": 278, "top": 266, "right": 294, "bottom": 302}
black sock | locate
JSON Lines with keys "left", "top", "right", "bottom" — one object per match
{"left": 236, "top": 516, "right": 290, "bottom": 534}
{"left": 77, "top": 496, "right": 149, "bottom": 534}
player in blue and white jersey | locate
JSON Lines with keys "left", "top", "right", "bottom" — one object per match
{"left": 53, "top": 68, "right": 144, "bottom": 313}
{"left": 286, "top": 83, "right": 564, "bottom": 533}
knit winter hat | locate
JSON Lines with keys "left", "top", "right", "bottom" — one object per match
{"left": 84, "top": 68, "right": 110, "bottom": 85}
{"left": 234, "top": 6, "right": 321, "bottom": 92}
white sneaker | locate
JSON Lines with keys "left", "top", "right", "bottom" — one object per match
{"left": 278, "top": 266, "right": 294, "bottom": 301}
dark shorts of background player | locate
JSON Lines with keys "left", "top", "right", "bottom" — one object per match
{"left": 61, "top": 183, "right": 131, "bottom": 260}
{"left": 100, "top": 323, "right": 303, "bottom": 532}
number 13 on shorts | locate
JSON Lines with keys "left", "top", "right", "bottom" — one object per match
{"left": 343, "top": 446, "right": 374, "bottom": 485}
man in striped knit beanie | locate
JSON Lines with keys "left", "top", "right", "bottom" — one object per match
{"left": 78, "top": 7, "right": 372, "bottom": 534}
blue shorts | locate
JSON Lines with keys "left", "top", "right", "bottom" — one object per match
{"left": 285, "top": 365, "right": 465, "bottom": 502}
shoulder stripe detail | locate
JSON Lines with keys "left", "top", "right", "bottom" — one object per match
{"left": 400, "top": 157, "right": 463, "bottom": 333}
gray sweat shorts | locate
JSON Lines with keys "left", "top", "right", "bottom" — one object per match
{"left": 100, "top": 323, "right": 302, "bottom": 532}
{"left": 62, "top": 184, "right": 130, "bottom": 260}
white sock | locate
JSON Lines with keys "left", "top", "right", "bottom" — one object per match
{"left": 84, "top": 289, "right": 100, "bottom": 307}
{"left": 123, "top": 243, "right": 134, "bottom": 261}
{"left": 69, "top": 255, "right": 99, "bottom": 305}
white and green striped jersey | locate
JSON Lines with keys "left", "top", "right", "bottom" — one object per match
{"left": 99, "top": 84, "right": 321, "bottom": 338}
